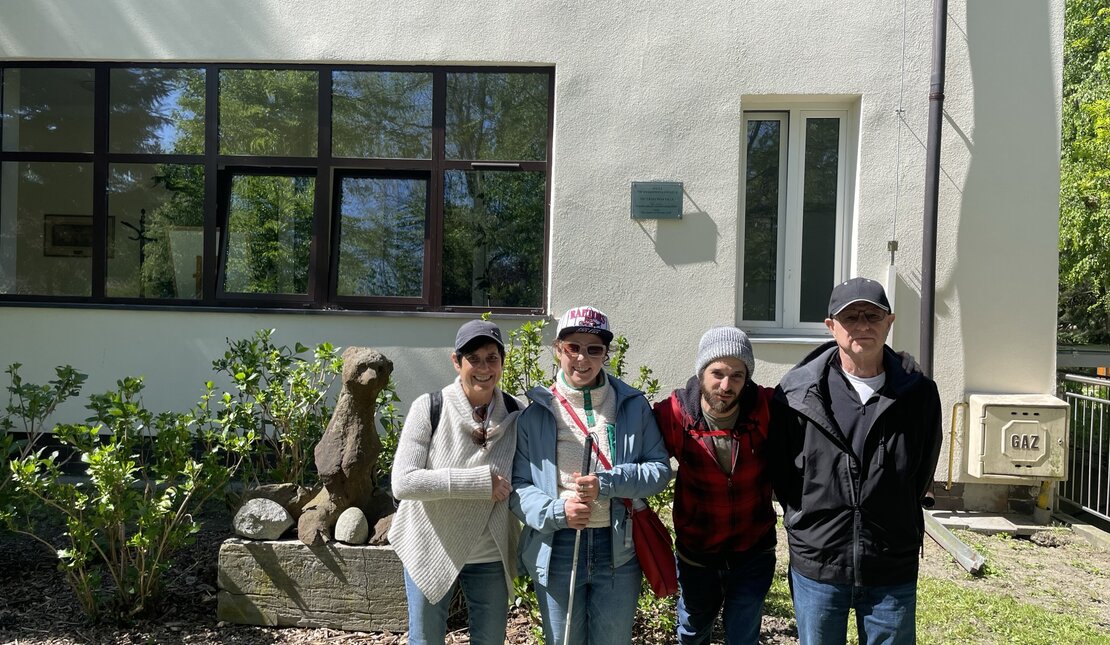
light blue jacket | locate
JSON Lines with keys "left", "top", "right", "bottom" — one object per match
{"left": 509, "top": 373, "right": 672, "bottom": 585}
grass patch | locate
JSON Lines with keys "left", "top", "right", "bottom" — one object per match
{"left": 1071, "top": 559, "right": 1106, "bottom": 577}
{"left": 765, "top": 571, "right": 794, "bottom": 619}
{"left": 915, "top": 577, "right": 1110, "bottom": 645}
{"left": 950, "top": 530, "right": 1006, "bottom": 579}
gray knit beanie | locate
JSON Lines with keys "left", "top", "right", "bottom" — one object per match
{"left": 695, "top": 326, "right": 755, "bottom": 378}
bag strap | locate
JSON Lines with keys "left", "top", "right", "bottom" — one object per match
{"left": 428, "top": 390, "right": 443, "bottom": 436}
{"left": 431, "top": 389, "right": 517, "bottom": 436}
{"left": 502, "top": 390, "right": 520, "bottom": 413}
{"left": 551, "top": 386, "right": 634, "bottom": 512}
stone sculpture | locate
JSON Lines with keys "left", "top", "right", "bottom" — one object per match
{"left": 297, "top": 346, "right": 393, "bottom": 546}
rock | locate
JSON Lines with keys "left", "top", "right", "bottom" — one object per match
{"left": 233, "top": 498, "right": 294, "bottom": 540}
{"left": 298, "top": 347, "right": 393, "bottom": 546}
{"left": 1031, "top": 530, "right": 1073, "bottom": 547}
{"left": 241, "top": 483, "right": 318, "bottom": 520}
{"left": 366, "top": 486, "right": 397, "bottom": 525}
{"left": 370, "top": 514, "right": 393, "bottom": 546}
{"left": 335, "top": 507, "right": 369, "bottom": 545}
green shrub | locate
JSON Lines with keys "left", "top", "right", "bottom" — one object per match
{"left": 0, "top": 363, "right": 86, "bottom": 527}
{"left": 373, "top": 377, "right": 404, "bottom": 487}
{"left": 9, "top": 376, "right": 249, "bottom": 620}
{"left": 211, "top": 329, "right": 342, "bottom": 488}
{"left": 499, "top": 319, "right": 553, "bottom": 396}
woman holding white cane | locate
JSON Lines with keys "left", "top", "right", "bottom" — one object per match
{"left": 510, "top": 306, "right": 671, "bottom": 645}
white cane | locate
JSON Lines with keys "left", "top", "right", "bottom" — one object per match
{"left": 564, "top": 434, "right": 594, "bottom": 645}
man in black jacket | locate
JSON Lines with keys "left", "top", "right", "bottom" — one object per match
{"left": 769, "top": 278, "right": 942, "bottom": 645}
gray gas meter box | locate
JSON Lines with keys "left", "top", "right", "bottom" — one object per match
{"left": 967, "top": 394, "right": 1068, "bottom": 480}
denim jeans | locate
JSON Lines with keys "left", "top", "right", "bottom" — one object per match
{"left": 404, "top": 561, "right": 508, "bottom": 645}
{"left": 675, "top": 547, "right": 775, "bottom": 644}
{"left": 534, "top": 527, "right": 642, "bottom": 645}
{"left": 790, "top": 568, "right": 918, "bottom": 645}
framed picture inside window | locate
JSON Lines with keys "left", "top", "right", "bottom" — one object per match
{"left": 43, "top": 214, "right": 116, "bottom": 258}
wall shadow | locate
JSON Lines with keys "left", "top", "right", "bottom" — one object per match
{"left": 954, "top": 2, "right": 1060, "bottom": 395}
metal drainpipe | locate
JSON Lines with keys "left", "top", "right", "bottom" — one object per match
{"left": 921, "top": 0, "right": 948, "bottom": 378}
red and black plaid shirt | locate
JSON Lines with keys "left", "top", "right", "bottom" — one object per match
{"left": 653, "top": 377, "right": 776, "bottom": 562}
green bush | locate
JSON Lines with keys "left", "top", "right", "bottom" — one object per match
{"left": 0, "top": 363, "right": 86, "bottom": 527}
{"left": 373, "top": 377, "right": 404, "bottom": 487}
{"left": 211, "top": 329, "right": 342, "bottom": 488}
{"left": 499, "top": 318, "right": 553, "bottom": 396}
{"left": 9, "top": 376, "right": 249, "bottom": 619}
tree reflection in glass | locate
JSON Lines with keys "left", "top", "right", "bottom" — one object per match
{"left": 332, "top": 71, "right": 432, "bottom": 159}
{"left": 799, "top": 118, "right": 840, "bottom": 323}
{"left": 336, "top": 176, "right": 427, "bottom": 297}
{"left": 742, "top": 119, "right": 782, "bottom": 322}
{"left": 443, "top": 170, "right": 543, "bottom": 308}
{"left": 223, "top": 175, "right": 314, "bottom": 294}
{"left": 109, "top": 68, "right": 204, "bottom": 155}
{"left": 107, "top": 163, "right": 205, "bottom": 299}
{"left": 2, "top": 68, "right": 95, "bottom": 153}
{"left": 219, "top": 70, "right": 318, "bottom": 157}
{"left": 445, "top": 72, "right": 548, "bottom": 161}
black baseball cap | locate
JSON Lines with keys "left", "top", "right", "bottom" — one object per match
{"left": 454, "top": 319, "right": 504, "bottom": 354}
{"left": 828, "top": 278, "right": 892, "bottom": 317}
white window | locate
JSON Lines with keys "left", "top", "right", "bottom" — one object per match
{"left": 738, "top": 105, "right": 856, "bottom": 332}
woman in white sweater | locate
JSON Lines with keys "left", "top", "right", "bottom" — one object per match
{"left": 388, "top": 319, "right": 523, "bottom": 645}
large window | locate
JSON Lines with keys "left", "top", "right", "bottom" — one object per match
{"left": 0, "top": 63, "right": 552, "bottom": 312}
{"left": 739, "top": 106, "right": 855, "bottom": 332}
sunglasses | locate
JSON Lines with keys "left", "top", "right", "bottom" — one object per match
{"left": 471, "top": 404, "right": 490, "bottom": 448}
{"left": 561, "top": 341, "right": 607, "bottom": 358}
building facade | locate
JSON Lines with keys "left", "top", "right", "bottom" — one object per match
{"left": 0, "top": 1, "right": 1064, "bottom": 509}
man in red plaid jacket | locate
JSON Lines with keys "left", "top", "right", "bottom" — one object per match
{"left": 652, "top": 326, "right": 776, "bottom": 645}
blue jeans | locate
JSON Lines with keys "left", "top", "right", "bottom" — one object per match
{"left": 790, "top": 568, "right": 917, "bottom": 645}
{"left": 404, "top": 561, "right": 508, "bottom": 645}
{"left": 534, "top": 527, "right": 642, "bottom": 645}
{"left": 676, "top": 547, "right": 775, "bottom": 644}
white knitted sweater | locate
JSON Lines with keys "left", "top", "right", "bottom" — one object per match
{"left": 388, "top": 379, "right": 522, "bottom": 603}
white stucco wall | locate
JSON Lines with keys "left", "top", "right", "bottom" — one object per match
{"left": 0, "top": 1, "right": 1064, "bottom": 489}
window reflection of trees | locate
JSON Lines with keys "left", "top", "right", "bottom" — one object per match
{"left": 337, "top": 177, "right": 426, "bottom": 297}
{"left": 106, "top": 68, "right": 205, "bottom": 299}
{"left": 799, "top": 118, "right": 840, "bottom": 323}
{"left": 442, "top": 72, "right": 547, "bottom": 309}
{"left": 224, "top": 175, "right": 314, "bottom": 295}
{"left": 743, "top": 119, "right": 782, "bottom": 322}
{"left": 219, "top": 69, "right": 318, "bottom": 157}
{"left": 2, "top": 64, "right": 551, "bottom": 308}
{"left": 109, "top": 68, "right": 204, "bottom": 154}
{"left": 446, "top": 72, "right": 548, "bottom": 161}
{"left": 443, "top": 170, "right": 544, "bottom": 308}
{"left": 333, "top": 72, "right": 432, "bottom": 159}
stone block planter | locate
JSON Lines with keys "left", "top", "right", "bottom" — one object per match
{"left": 217, "top": 538, "right": 406, "bottom": 632}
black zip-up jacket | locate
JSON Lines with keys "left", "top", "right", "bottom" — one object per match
{"left": 769, "top": 341, "right": 942, "bottom": 587}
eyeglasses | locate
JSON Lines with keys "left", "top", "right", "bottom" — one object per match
{"left": 561, "top": 341, "right": 607, "bottom": 358}
{"left": 462, "top": 353, "right": 502, "bottom": 368}
{"left": 834, "top": 310, "right": 888, "bottom": 326}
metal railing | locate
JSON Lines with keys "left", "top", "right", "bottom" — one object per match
{"left": 1058, "top": 373, "right": 1110, "bottom": 522}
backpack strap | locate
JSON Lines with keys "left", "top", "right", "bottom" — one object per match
{"left": 501, "top": 390, "right": 519, "bottom": 413}
{"left": 429, "top": 389, "right": 516, "bottom": 438}
{"left": 428, "top": 390, "right": 443, "bottom": 436}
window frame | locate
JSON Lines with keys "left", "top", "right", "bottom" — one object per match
{"left": 737, "top": 103, "right": 857, "bottom": 333}
{"left": 0, "top": 61, "right": 554, "bottom": 314}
